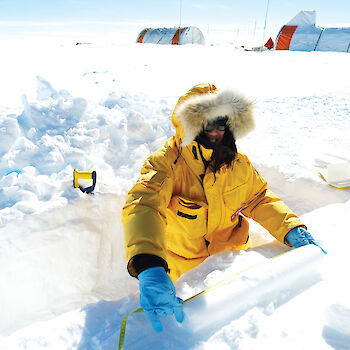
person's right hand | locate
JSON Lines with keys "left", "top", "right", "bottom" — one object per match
{"left": 138, "top": 267, "right": 184, "bottom": 332}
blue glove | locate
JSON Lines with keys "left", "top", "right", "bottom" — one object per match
{"left": 285, "top": 227, "right": 327, "bottom": 254}
{"left": 138, "top": 267, "right": 184, "bottom": 332}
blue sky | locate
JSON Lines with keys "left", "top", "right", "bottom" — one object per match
{"left": 1, "top": 0, "right": 350, "bottom": 28}
{"left": 1, "top": 0, "right": 350, "bottom": 45}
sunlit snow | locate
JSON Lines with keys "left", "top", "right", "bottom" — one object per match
{"left": 0, "top": 27, "right": 350, "bottom": 349}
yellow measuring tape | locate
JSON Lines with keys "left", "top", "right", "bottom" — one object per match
{"left": 117, "top": 247, "right": 305, "bottom": 349}
{"left": 118, "top": 283, "right": 223, "bottom": 349}
{"left": 118, "top": 308, "right": 144, "bottom": 350}
{"left": 117, "top": 257, "right": 270, "bottom": 350}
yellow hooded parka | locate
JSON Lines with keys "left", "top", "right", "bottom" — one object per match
{"left": 122, "top": 84, "right": 304, "bottom": 281}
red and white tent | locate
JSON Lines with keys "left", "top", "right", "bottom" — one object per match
{"left": 275, "top": 11, "right": 350, "bottom": 52}
{"left": 136, "top": 27, "right": 205, "bottom": 45}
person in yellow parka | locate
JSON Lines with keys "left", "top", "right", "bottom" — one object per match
{"left": 122, "top": 83, "right": 323, "bottom": 333}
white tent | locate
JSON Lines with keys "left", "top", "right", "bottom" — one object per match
{"left": 136, "top": 27, "right": 205, "bottom": 45}
{"left": 275, "top": 11, "right": 350, "bottom": 52}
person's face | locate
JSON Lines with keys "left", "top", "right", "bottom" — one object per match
{"left": 204, "top": 127, "right": 225, "bottom": 146}
{"left": 203, "top": 117, "right": 227, "bottom": 146}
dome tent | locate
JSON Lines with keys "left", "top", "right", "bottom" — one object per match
{"left": 275, "top": 10, "right": 350, "bottom": 52}
{"left": 136, "top": 27, "right": 205, "bottom": 45}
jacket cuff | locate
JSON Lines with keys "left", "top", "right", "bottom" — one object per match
{"left": 283, "top": 225, "right": 307, "bottom": 246}
{"left": 127, "top": 254, "right": 169, "bottom": 278}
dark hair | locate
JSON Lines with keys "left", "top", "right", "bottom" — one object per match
{"left": 195, "top": 128, "right": 237, "bottom": 173}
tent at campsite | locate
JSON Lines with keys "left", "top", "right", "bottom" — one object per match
{"left": 136, "top": 26, "right": 205, "bottom": 45}
{"left": 275, "top": 10, "right": 350, "bottom": 52}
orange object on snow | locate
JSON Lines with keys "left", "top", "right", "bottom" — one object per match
{"left": 264, "top": 37, "right": 274, "bottom": 49}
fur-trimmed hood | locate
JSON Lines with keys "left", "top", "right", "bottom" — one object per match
{"left": 171, "top": 84, "right": 255, "bottom": 146}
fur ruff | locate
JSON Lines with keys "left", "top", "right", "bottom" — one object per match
{"left": 176, "top": 89, "right": 255, "bottom": 146}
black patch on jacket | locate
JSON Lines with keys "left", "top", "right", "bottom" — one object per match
{"left": 192, "top": 145, "right": 199, "bottom": 160}
{"left": 177, "top": 211, "right": 197, "bottom": 219}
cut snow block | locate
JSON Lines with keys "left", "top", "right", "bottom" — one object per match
{"left": 183, "top": 245, "right": 324, "bottom": 335}
{"left": 314, "top": 152, "right": 350, "bottom": 188}
{"left": 327, "top": 163, "right": 350, "bottom": 183}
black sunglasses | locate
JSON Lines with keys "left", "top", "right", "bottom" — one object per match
{"left": 204, "top": 117, "right": 228, "bottom": 132}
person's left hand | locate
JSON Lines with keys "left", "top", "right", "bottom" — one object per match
{"left": 285, "top": 227, "right": 327, "bottom": 254}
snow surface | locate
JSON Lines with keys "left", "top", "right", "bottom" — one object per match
{"left": 1, "top": 30, "right": 350, "bottom": 349}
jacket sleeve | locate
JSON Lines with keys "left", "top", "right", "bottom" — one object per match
{"left": 241, "top": 155, "right": 305, "bottom": 243}
{"left": 121, "top": 147, "right": 175, "bottom": 277}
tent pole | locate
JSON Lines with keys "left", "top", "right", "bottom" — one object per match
{"left": 262, "top": 0, "right": 270, "bottom": 47}
{"left": 179, "top": 0, "right": 182, "bottom": 27}
{"left": 253, "top": 20, "right": 257, "bottom": 47}
{"left": 314, "top": 28, "right": 324, "bottom": 51}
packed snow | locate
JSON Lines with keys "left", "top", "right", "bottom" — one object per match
{"left": 0, "top": 28, "right": 350, "bottom": 350}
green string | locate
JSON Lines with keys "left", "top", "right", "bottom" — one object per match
{"left": 118, "top": 307, "right": 144, "bottom": 350}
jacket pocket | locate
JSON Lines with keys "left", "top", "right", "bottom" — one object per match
{"left": 208, "top": 214, "right": 250, "bottom": 255}
{"left": 222, "top": 182, "right": 248, "bottom": 213}
{"left": 167, "top": 195, "right": 207, "bottom": 239}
